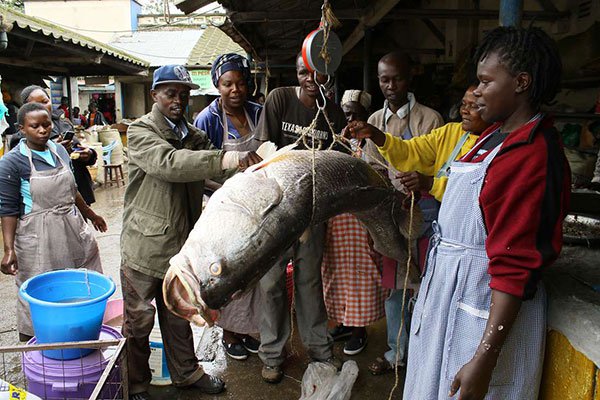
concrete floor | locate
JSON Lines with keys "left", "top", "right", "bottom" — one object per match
{"left": 0, "top": 183, "right": 405, "bottom": 399}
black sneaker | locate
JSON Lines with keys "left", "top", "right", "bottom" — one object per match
{"left": 329, "top": 324, "right": 352, "bottom": 341}
{"left": 222, "top": 339, "right": 249, "bottom": 360}
{"left": 344, "top": 333, "right": 368, "bottom": 356}
{"left": 240, "top": 335, "right": 260, "bottom": 354}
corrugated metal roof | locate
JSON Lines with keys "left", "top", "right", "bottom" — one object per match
{"left": 0, "top": 5, "right": 148, "bottom": 68}
{"left": 110, "top": 30, "right": 204, "bottom": 67}
{"left": 187, "top": 25, "right": 245, "bottom": 66}
{"left": 109, "top": 26, "right": 245, "bottom": 68}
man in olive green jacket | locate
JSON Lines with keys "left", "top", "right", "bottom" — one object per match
{"left": 120, "top": 65, "right": 260, "bottom": 400}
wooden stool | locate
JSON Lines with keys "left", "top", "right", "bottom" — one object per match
{"left": 104, "top": 164, "right": 124, "bottom": 187}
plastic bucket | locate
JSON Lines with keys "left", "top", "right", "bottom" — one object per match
{"left": 19, "top": 270, "right": 116, "bottom": 360}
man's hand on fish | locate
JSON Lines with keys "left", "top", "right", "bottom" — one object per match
{"left": 238, "top": 151, "right": 263, "bottom": 171}
{"left": 221, "top": 151, "right": 263, "bottom": 171}
{"left": 344, "top": 121, "right": 386, "bottom": 147}
{"left": 396, "top": 171, "right": 434, "bottom": 192}
{"left": 1, "top": 250, "right": 18, "bottom": 275}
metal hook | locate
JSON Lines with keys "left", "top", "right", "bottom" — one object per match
{"left": 313, "top": 71, "right": 329, "bottom": 111}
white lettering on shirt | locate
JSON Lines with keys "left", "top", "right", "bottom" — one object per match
{"left": 281, "top": 121, "right": 329, "bottom": 141}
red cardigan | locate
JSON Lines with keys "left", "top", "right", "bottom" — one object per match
{"left": 462, "top": 116, "right": 571, "bottom": 300}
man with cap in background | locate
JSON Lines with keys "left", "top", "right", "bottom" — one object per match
{"left": 120, "top": 65, "right": 261, "bottom": 400}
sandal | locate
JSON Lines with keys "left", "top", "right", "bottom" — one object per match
{"left": 368, "top": 356, "right": 395, "bottom": 375}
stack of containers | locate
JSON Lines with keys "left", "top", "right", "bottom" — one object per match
{"left": 19, "top": 270, "right": 119, "bottom": 399}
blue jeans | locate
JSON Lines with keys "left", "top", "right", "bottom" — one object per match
{"left": 384, "top": 289, "right": 412, "bottom": 367}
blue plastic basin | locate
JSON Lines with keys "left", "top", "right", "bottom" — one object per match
{"left": 19, "top": 269, "right": 116, "bottom": 360}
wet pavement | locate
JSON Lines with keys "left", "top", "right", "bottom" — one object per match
{"left": 0, "top": 183, "right": 405, "bottom": 399}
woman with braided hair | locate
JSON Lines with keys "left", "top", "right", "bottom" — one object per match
{"left": 348, "top": 26, "right": 570, "bottom": 399}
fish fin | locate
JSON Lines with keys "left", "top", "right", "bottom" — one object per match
{"left": 246, "top": 143, "right": 298, "bottom": 173}
{"left": 298, "top": 227, "right": 311, "bottom": 243}
{"left": 255, "top": 141, "right": 278, "bottom": 160}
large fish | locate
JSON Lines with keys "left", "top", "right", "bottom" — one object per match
{"left": 163, "top": 148, "right": 421, "bottom": 325}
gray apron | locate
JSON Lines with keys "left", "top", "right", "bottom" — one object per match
{"left": 221, "top": 107, "right": 258, "bottom": 152}
{"left": 404, "top": 143, "right": 546, "bottom": 399}
{"left": 216, "top": 106, "right": 262, "bottom": 333}
{"left": 15, "top": 143, "right": 102, "bottom": 336}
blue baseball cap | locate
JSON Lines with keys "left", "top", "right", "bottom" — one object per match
{"left": 152, "top": 65, "right": 199, "bottom": 90}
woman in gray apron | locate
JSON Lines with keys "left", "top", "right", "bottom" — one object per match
{"left": 0, "top": 103, "right": 105, "bottom": 341}
{"left": 348, "top": 26, "right": 569, "bottom": 399}
{"left": 193, "top": 53, "right": 263, "bottom": 360}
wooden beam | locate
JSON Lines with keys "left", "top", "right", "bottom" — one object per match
{"left": 229, "top": 9, "right": 361, "bottom": 23}
{"left": 0, "top": 57, "right": 68, "bottom": 73}
{"left": 420, "top": 18, "right": 445, "bottom": 46}
{"left": 9, "top": 29, "right": 147, "bottom": 75}
{"left": 174, "top": 0, "right": 214, "bottom": 15}
{"left": 24, "top": 40, "right": 35, "bottom": 57}
{"left": 535, "top": 0, "right": 559, "bottom": 12}
{"left": 384, "top": 8, "right": 568, "bottom": 21}
{"left": 343, "top": 0, "right": 403, "bottom": 55}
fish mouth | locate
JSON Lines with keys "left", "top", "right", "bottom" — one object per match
{"left": 163, "top": 257, "right": 214, "bottom": 327}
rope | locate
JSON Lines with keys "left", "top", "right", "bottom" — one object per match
{"left": 289, "top": 271, "right": 299, "bottom": 357}
{"left": 322, "top": 117, "right": 419, "bottom": 400}
{"left": 295, "top": 95, "right": 419, "bottom": 400}
{"left": 253, "top": 61, "right": 259, "bottom": 97}
{"left": 388, "top": 193, "right": 415, "bottom": 400}
{"left": 318, "top": 0, "right": 341, "bottom": 75}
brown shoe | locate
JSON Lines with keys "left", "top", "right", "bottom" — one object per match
{"left": 368, "top": 356, "right": 395, "bottom": 375}
{"left": 261, "top": 365, "right": 284, "bottom": 384}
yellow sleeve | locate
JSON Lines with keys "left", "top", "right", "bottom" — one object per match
{"left": 377, "top": 128, "right": 443, "bottom": 175}
{"left": 377, "top": 123, "right": 473, "bottom": 200}
{"left": 378, "top": 123, "right": 466, "bottom": 176}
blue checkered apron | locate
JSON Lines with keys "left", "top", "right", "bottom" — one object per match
{"left": 403, "top": 144, "right": 546, "bottom": 399}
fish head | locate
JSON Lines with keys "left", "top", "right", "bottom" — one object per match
{"left": 163, "top": 172, "right": 283, "bottom": 320}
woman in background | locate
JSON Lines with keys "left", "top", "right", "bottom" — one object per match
{"left": 0, "top": 103, "right": 107, "bottom": 342}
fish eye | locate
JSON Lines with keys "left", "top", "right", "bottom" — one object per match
{"left": 209, "top": 262, "right": 222, "bottom": 276}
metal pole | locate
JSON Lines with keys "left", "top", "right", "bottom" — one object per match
{"left": 65, "top": 76, "right": 73, "bottom": 122}
{"left": 363, "top": 28, "right": 372, "bottom": 93}
{"left": 499, "top": 0, "right": 523, "bottom": 27}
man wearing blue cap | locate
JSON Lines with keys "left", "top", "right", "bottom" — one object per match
{"left": 120, "top": 65, "right": 261, "bottom": 400}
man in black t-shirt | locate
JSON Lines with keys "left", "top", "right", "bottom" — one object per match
{"left": 254, "top": 54, "right": 346, "bottom": 384}
{"left": 254, "top": 57, "right": 346, "bottom": 150}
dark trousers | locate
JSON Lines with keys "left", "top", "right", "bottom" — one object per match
{"left": 258, "top": 223, "right": 333, "bottom": 367}
{"left": 121, "top": 263, "right": 204, "bottom": 394}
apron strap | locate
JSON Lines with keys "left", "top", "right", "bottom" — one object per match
{"left": 22, "top": 142, "right": 37, "bottom": 172}
{"left": 22, "top": 142, "right": 68, "bottom": 171}
{"left": 436, "top": 132, "right": 471, "bottom": 178}
{"left": 482, "top": 143, "right": 503, "bottom": 165}
{"left": 222, "top": 104, "right": 256, "bottom": 143}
